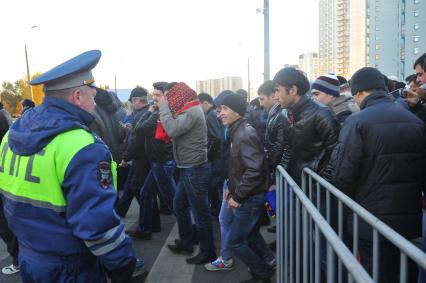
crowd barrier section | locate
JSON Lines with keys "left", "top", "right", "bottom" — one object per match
{"left": 275, "top": 165, "right": 426, "bottom": 283}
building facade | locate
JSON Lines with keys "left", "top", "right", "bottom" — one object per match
{"left": 349, "top": 0, "right": 426, "bottom": 79}
{"left": 299, "top": 52, "right": 319, "bottom": 81}
{"left": 318, "top": 0, "right": 350, "bottom": 79}
{"left": 196, "top": 76, "right": 243, "bottom": 97}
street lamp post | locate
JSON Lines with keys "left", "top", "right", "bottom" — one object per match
{"left": 25, "top": 44, "right": 32, "bottom": 100}
{"left": 263, "top": 0, "right": 270, "bottom": 81}
{"left": 25, "top": 25, "right": 37, "bottom": 100}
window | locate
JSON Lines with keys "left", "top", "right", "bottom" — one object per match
{"left": 414, "top": 0, "right": 420, "bottom": 4}
{"left": 414, "top": 23, "right": 420, "bottom": 30}
{"left": 375, "top": 54, "right": 379, "bottom": 60}
{"left": 375, "top": 44, "right": 380, "bottom": 50}
{"left": 414, "top": 35, "right": 420, "bottom": 42}
{"left": 414, "top": 47, "right": 419, "bottom": 54}
{"left": 414, "top": 10, "right": 419, "bottom": 17}
{"left": 375, "top": 36, "right": 380, "bottom": 40}
{"left": 375, "top": 26, "right": 380, "bottom": 31}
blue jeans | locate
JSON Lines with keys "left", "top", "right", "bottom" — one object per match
{"left": 138, "top": 161, "right": 176, "bottom": 232}
{"left": 174, "top": 162, "right": 215, "bottom": 254}
{"left": 227, "top": 194, "right": 274, "bottom": 278}
{"left": 219, "top": 182, "right": 233, "bottom": 261}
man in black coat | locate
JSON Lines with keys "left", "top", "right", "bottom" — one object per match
{"left": 332, "top": 67, "right": 426, "bottom": 283}
{"left": 273, "top": 67, "right": 340, "bottom": 184}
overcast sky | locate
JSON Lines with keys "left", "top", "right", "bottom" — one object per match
{"left": 0, "top": 0, "right": 318, "bottom": 90}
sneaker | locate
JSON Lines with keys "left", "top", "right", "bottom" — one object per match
{"left": 2, "top": 264, "right": 19, "bottom": 275}
{"left": 205, "top": 256, "right": 234, "bottom": 271}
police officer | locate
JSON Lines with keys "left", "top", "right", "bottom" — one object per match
{"left": 0, "top": 50, "right": 138, "bottom": 282}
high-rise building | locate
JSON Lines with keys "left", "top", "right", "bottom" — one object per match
{"left": 196, "top": 76, "right": 243, "bottom": 97}
{"left": 349, "top": 0, "right": 426, "bottom": 79}
{"left": 299, "top": 52, "right": 319, "bottom": 81}
{"left": 318, "top": 0, "right": 350, "bottom": 78}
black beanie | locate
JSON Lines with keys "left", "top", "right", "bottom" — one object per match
{"left": 221, "top": 93, "right": 246, "bottom": 117}
{"left": 350, "top": 67, "right": 387, "bottom": 96}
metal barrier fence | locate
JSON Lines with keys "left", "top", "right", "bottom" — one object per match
{"left": 275, "top": 165, "right": 426, "bottom": 283}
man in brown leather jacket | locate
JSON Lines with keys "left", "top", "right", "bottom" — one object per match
{"left": 219, "top": 93, "right": 274, "bottom": 283}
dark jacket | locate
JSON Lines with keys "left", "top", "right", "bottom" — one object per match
{"left": 331, "top": 91, "right": 425, "bottom": 240}
{"left": 248, "top": 108, "right": 268, "bottom": 145}
{"left": 122, "top": 105, "right": 150, "bottom": 161}
{"left": 227, "top": 118, "right": 269, "bottom": 204}
{"left": 265, "top": 103, "right": 285, "bottom": 171}
{"left": 90, "top": 91, "right": 126, "bottom": 162}
{"left": 205, "top": 107, "right": 223, "bottom": 161}
{"left": 280, "top": 95, "right": 340, "bottom": 184}
{"left": 134, "top": 110, "right": 173, "bottom": 163}
{"left": 409, "top": 101, "right": 426, "bottom": 124}
{"left": 0, "top": 111, "right": 10, "bottom": 142}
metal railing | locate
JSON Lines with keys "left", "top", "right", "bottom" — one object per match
{"left": 276, "top": 166, "right": 373, "bottom": 283}
{"left": 300, "top": 167, "right": 426, "bottom": 283}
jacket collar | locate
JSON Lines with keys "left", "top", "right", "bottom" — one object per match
{"left": 43, "top": 95, "right": 94, "bottom": 126}
{"left": 227, "top": 118, "right": 245, "bottom": 141}
{"left": 288, "top": 95, "right": 310, "bottom": 117}
{"left": 359, "top": 90, "right": 392, "bottom": 110}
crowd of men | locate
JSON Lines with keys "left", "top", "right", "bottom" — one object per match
{"left": 0, "top": 49, "right": 425, "bottom": 283}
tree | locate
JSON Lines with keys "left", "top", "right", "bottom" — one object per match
{"left": 30, "top": 72, "right": 44, "bottom": 106}
{"left": 0, "top": 81, "right": 23, "bottom": 115}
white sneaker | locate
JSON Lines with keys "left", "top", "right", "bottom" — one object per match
{"left": 204, "top": 256, "right": 234, "bottom": 271}
{"left": 2, "top": 264, "right": 19, "bottom": 275}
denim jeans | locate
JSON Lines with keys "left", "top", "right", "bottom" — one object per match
{"left": 138, "top": 160, "right": 176, "bottom": 232}
{"left": 174, "top": 162, "right": 215, "bottom": 254}
{"left": 208, "top": 159, "right": 225, "bottom": 210}
{"left": 227, "top": 193, "right": 274, "bottom": 278}
{"left": 219, "top": 181, "right": 233, "bottom": 261}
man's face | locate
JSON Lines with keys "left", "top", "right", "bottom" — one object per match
{"left": 219, "top": 105, "right": 241, "bottom": 126}
{"left": 152, "top": 89, "right": 163, "bottom": 104}
{"left": 275, "top": 85, "right": 298, "bottom": 108}
{"left": 131, "top": 97, "right": 146, "bottom": 110}
{"left": 258, "top": 93, "right": 275, "bottom": 110}
{"left": 415, "top": 64, "right": 426, "bottom": 84}
{"left": 201, "top": 101, "right": 212, "bottom": 113}
{"left": 311, "top": 89, "right": 334, "bottom": 105}
{"left": 353, "top": 91, "right": 366, "bottom": 106}
{"left": 79, "top": 86, "right": 96, "bottom": 113}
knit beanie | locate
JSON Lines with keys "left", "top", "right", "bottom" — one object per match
{"left": 214, "top": 90, "right": 235, "bottom": 107}
{"left": 311, "top": 73, "right": 340, "bottom": 97}
{"left": 165, "top": 82, "right": 198, "bottom": 114}
{"left": 350, "top": 67, "right": 386, "bottom": 96}
{"left": 221, "top": 93, "right": 246, "bottom": 117}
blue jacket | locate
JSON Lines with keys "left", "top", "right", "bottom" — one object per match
{"left": 2, "top": 96, "right": 134, "bottom": 270}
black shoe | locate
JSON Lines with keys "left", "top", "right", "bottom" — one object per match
{"left": 132, "top": 265, "right": 149, "bottom": 281}
{"left": 267, "top": 225, "right": 276, "bottom": 233}
{"left": 128, "top": 230, "right": 152, "bottom": 240}
{"left": 174, "top": 237, "right": 199, "bottom": 246}
{"left": 186, "top": 252, "right": 216, "bottom": 265}
{"left": 167, "top": 243, "right": 193, "bottom": 255}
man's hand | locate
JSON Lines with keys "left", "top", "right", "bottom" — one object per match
{"left": 119, "top": 160, "right": 129, "bottom": 167}
{"left": 228, "top": 197, "right": 241, "bottom": 208}
{"left": 405, "top": 89, "right": 419, "bottom": 106}
{"left": 157, "top": 95, "right": 168, "bottom": 109}
{"left": 268, "top": 185, "right": 276, "bottom": 192}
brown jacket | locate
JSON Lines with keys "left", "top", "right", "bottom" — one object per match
{"left": 227, "top": 118, "right": 269, "bottom": 203}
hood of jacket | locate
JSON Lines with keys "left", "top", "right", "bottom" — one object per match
{"left": 8, "top": 96, "right": 94, "bottom": 156}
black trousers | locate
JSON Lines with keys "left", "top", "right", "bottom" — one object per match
{"left": 0, "top": 198, "right": 19, "bottom": 265}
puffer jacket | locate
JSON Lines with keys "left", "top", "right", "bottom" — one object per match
{"left": 227, "top": 118, "right": 269, "bottom": 204}
{"left": 280, "top": 95, "right": 340, "bottom": 184}
{"left": 265, "top": 103, "right": 286, "bottom": 171}
{"left": 331, "top": 91, "right": 426, "bottom": 240}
